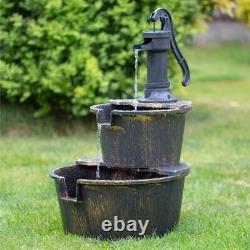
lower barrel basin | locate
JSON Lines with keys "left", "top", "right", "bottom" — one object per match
{"left": 49, "top": 162, "right": 189, "bottom": 239}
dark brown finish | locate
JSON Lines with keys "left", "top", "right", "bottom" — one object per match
{"left": 50, "top": 163, "right": 189, "bottom": 239}
{"left": 91, "top": 103, "right": 191, "bottom": 173}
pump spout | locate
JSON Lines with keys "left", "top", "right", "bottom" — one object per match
{"left": 133, "top": 44, "right": 143, "bottom": 51}
{"left": 133, "top": 38, "right": 153, "bottom": 52}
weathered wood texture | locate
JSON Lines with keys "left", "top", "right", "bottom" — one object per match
{"left": 101, "top": 111, "right": 187, "bottom": 169}
{"left": 50, "top": 164, "right": 188, "bottom": 239}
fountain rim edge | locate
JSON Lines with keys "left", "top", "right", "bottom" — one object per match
{"left": 49, "top": 164, "right": 189, "bottom": 186}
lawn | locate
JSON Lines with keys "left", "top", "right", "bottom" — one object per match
{"left": 0, "top": 43, "right": 250, "bottom": 249}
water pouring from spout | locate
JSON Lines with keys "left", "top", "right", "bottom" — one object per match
{"left": 96, "top": 120, "right": 102, "bottom": 179}
{"left": 134, "top": 49, "right": 139, "bottom": 110}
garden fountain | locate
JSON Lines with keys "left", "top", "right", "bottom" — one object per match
{"left": 50, "top": 8, "right": 192, "bottom": 239}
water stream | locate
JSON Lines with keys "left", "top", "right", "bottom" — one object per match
{"left": 134, "top": 49, "right": 139, "bottom": 110}
{"left": 96, "top": 122, "right": 102, "bottom": 179}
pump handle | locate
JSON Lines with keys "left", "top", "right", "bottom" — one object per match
{"left": 150, "top": 8, "right": 190, "bottom": 86}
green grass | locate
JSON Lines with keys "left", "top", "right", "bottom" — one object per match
{"left": 1, "top": 43, "right": 250, "bottom": 249}
{"left": 183, "top": 43, "right": 250, "bottom": 83}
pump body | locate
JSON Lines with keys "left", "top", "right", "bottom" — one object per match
{"left": 134, "top": 8, "right": 190, "bottom": 103}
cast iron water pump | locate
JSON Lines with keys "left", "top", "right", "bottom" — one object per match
{"left": 134, "top": 8, "right": 190, "bottom": 103}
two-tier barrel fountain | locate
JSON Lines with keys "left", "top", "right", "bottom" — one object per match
{"left": 50, "top": 8, "right": 192, "bottom": 239}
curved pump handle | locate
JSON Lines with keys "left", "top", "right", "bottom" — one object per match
{"left": 150, "top": 8, "right": 190, "bottom": 86}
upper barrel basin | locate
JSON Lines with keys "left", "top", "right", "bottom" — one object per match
{"left": 91, "top": 100, "right": 191, "bottom": 172}
{"left": 49, "top": 161, "right": 189, "bottom": 239}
